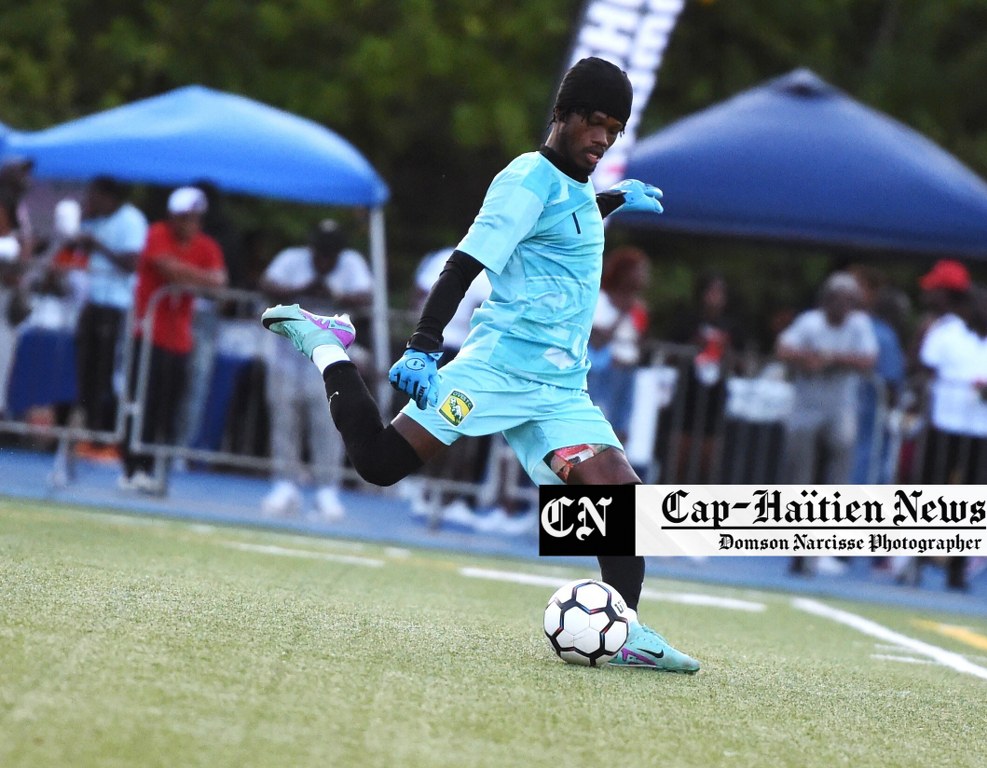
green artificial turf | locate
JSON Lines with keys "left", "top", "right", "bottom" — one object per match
{"left": 1, "top": 499, "right": 985, "bottom": 768}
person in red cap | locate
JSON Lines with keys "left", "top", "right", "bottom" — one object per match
{"left": 119, "top": 186, "right": 227, "bottom": 493}
{"left": 909, "top": 260, "right": 982, "bottom": 591}
{"left": 908, "top": 259, "right": 971, "bottom": 368}
{"left": 919, "top": 259, "right": 971, "bottom": 294}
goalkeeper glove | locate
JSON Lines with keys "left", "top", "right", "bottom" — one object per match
{"left": 610, "top": 179, "right": 664, "bottom": 214}
{"left": 388, "top": 348, "right": 443, "bottom": 410}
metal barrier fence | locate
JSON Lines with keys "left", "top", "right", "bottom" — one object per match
{"left": 0, "top": 286, "right": 540, "bottom": 512}
{"left": 628, "top": 340, "right": 895, "bottom": 485}
{"left": 631, "top": 341, "right": 986, "bottom": 487}
{"left": 2, "top": 286, "right": 981, "bottom": 512}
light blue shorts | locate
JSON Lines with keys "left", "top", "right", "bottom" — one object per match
{"left": 400, "top": 355, "right": 622, "bottom": 485}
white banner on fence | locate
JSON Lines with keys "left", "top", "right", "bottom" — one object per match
{"left": 560, "top": 0, "right": 687, "bottom": 191}
{"left": 636, "top": 485, "right": 987, "bottom": 557}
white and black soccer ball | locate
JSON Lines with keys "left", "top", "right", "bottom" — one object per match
{"left": 543, "top": 579, "right": 630, "bottom": 666}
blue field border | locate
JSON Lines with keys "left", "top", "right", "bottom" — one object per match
{"left": 1, "top": 445, "right": 984, "bottom": 618}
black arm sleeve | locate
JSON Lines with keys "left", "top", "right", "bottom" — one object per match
{"left": 407, "top": 249, "right": 485, "bottom": 353}
{"left": 596, "top": 190, "right": 627, "bottom": 218}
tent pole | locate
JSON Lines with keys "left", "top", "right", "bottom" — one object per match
{"left": 368, "top": 206, "right": 392, "bottom": 413}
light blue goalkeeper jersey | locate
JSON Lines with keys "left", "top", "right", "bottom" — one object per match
{"left": 455, "top": 150, "right": 604, "bottom": 391}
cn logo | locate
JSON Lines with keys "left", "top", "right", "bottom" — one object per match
{"left": 540, "top": 496, "right": 611, "bottom": 540}
{"left": 538, "top": 485, "right": 635, "bottom": 556}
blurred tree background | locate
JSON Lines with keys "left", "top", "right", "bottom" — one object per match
{"left": 2, "top": 0, "right": 986, "bottom": 346}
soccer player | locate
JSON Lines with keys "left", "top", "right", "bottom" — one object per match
{"left": 262, "top": 57, "right": 700, "bottom": 672}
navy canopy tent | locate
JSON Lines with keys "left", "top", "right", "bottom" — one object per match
{"left": 1, "top": 86, "right": 392, "bottom": 390}
{"left": 616, "top": 69, "right": 987, "bottom": 259}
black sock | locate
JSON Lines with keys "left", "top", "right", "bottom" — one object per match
{"left": 595, "top": 480, "right": 644, "bottom": 612}
{"left": 323, "top": 362, "right": 422, "bottom": 486}
{"left": 597, "top": 556, "right": 645, "bottom": 612}
{"left": 323, "top": 362, "right": 383, "bottom": 441}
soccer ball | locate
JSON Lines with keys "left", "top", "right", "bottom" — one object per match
{"left": 543, "top": 579, "right": 630, "bottom": 666}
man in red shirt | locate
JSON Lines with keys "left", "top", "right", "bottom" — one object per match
{"left": 120, "top": 186, "right": 227, "bottom": 492}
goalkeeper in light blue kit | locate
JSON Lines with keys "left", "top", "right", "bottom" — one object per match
{"left": 263, "top": 57, "right": 700, "bottom": 672}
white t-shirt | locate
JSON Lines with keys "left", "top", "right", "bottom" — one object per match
{"left": 83, "top": 202, "right": 149, "bottom": 309}
{"left": 920, "top": 314, "right": 987, "bottom": 435}
{"left": 262, "top": 246, "right": 373, "bottom": 371}
{"left": 0, "top": 234, "right": 20, "bottom": 262}
{"left": 263, "top": 246, "right": 373, "bottom": 300}
{"left": 592, "top": 291, "right": 642, "bottom": 365}
{"left": 414, "top": 248, "right": 492, "bottom": 350}
{"left": 778, "top": 308, "right": 878, "bottom": 409}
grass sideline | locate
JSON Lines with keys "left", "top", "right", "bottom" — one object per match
{"left": 1, "top": 498, "right": 985, "bottom": 768}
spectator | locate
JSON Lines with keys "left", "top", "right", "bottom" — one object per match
{"left": 21, "top": 199, "right": 91, "bottom": 449}
{"left": 0, "top": 158, "right": 36, "bottom": 259}
{"left": 118, "top": 186, "right": 227, "bottom": 493}
{"left": 896, "top": 258, "right": 970, "bottom": 484}
{"left": 777, "top": 272, "right": 878, "bottom": 484}
{"left": 914, "top": 261, "right": 982, "bottom": 486}
{"left": 587, "top": 246, "right": 650, "bottom": 443}
{"left": 847, "top": 265, "right": 907, "bottom": 483}
{"left": 776, "top": 271, "right": 877, "bottom": 578}
{"left": 36, "top": 198, "right": 89, "bottom": 321}
{"left": 911, "top": 277, "right": 987, "bottom": 592}
{"left": 258, "top": 219, "right": 372, "bottom": 521}
{"left": 0, "top": 190, "right": 29, "bottom": 419}
{"left": 71, "top": 177, "right": 149, "bottom": 460}
{"left": 668, "top": 270, "right": 747, "bottom": 482}
{"left": 907, "top": 259, "right": 970, "bottom": 372}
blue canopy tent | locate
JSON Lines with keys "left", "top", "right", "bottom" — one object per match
{"left": 0, "top": 119, "right": 23, "bottom": 167}
{"left": 2, "top": 86, "right": 388, "bottom": 206}
{"left": 616, "top": 69, "right": 987, "bottom": 259}
{"left": 2, "top": 86, "right": 393, "bottom": 394}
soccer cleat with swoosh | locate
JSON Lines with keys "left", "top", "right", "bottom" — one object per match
{"left": 609, "top": 621, "right": 701, "bottom": 673}
{"left": 261, "top": 303, "right": 355, "bottom": 359}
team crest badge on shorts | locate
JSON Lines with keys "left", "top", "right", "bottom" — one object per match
{"left": 439, "top": 390, "right": 474, "bottom": 426}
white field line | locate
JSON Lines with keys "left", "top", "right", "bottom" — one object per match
{"left": 384, "top": 547, "right": 412, "bottom": 558}
{"left": 793, "top": 597, "right": 987, "bottom": 681}
{"left": 86, "top": 511, "right": 172, "bottom": 527}
{"left": 871, "top": 654, "right": 937, "bottom": 665}
{"left": 871, "top": 643, "right": 931, "bottom": 665}
{"left": 640, "top": 587, "right": 765, "bottom": 612}
{"left": 219, "top": 541, "right": 384, "bottom": 567}
{"left": 85, "top": 511, "right": 372, "bottom": 552}
{"left": 459, "top": 567, "right": 766, "bottom": 612}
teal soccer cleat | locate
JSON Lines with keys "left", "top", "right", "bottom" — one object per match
{"left": 609, "top": 621, "right": 701, "bottom": 674}
{"left": 261, "top": 304, "right": 356, "bottom": 359}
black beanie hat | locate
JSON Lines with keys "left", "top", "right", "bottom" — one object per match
{"left": 553, "top": 57, "right": 633, "bottom": 125}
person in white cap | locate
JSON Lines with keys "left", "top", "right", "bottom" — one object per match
{"left": 257, "top": 218, "right": 373, "bottom": 522}
{"left": 776, "top": 271, "right": 878, "bottom": 488}
{"left": 118, "top": 186, "right": 227, "bottom": 493}
{"left": 776, "top": 271, "right": 878, "bottom": 578}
